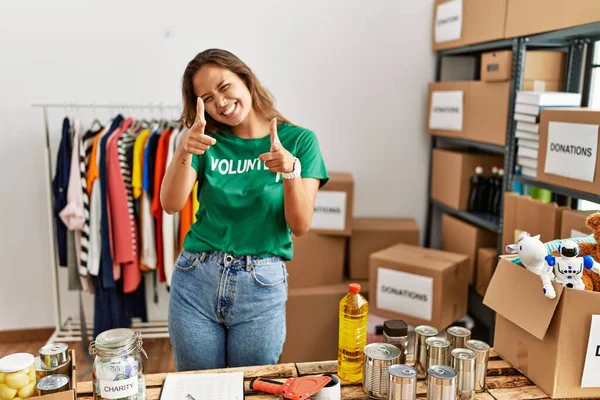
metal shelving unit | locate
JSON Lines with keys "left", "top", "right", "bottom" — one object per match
{"left": 424, "top": 22, "right": 600, "bottom": 346}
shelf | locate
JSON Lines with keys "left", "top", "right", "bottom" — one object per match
{"left": 432, "top": 201, "right": 501, "bottom": 233}
{"left": 438, "top": 38, "right": 515, "bottom": 56}
{"left": 527, "top": 21, "right": 600, "bottom": 46}
{"left": 467, "top": 285, "right": 496, "bottom": 345}
{"left": 434, "top": 136, "right": 506, "bottom": 155}
{"left": 513, "top": 176, "right": 600, "bottom": 204}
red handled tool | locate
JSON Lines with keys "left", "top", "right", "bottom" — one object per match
{"left": 249, "top": 375, "right": 332, "bottom": 400}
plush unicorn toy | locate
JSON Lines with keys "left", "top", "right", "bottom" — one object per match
{"left": 506, "top": 232, "right": 556, "bottom": 299}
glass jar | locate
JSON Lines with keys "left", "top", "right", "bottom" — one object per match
{"left": 89, "top": 328, "right": 148, "bottom": 400}
{"left": 0, "top": 352, "right": 37, "bottom": 399}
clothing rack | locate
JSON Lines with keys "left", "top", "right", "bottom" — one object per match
{"left": 32, "top": 102, "right": 182, "bottom": 345}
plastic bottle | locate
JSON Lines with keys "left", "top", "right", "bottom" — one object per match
{"left": 337, "top": 283, "right": 369, "bottom": 383}
{"left": 468, "top": 166, "right": 483, "bottom": 213}
{"left": 486, "top": 166, "right": 499, "bottom": 214}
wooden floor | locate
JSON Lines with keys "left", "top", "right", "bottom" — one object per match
{"left": 0, "top": 337, "right": 177, "bottom": 382}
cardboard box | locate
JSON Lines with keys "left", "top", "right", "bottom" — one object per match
{"left": 475, "top": 247, "right": 497, "bottom": 297}
{"left": 286, "top": 232, "right": 346, "bottom": 289}
{"left": 481, "top": 50, "right": 565, "bottom": 83}
{"left": 349, "top": 218, "right": 420, "bottom": 280}
{"left": 560, "top": 209, "right": 595, "bottom": 239}
{"left": 31, "top": 349, "right": 77, "bottom": 399}
{"left": 502, "top": 192, "right": 567, "bottom": 250}
{"left": 432, "top": 0, "right": 508, "bottom": 51}
{"left": 537, "top": 109, "right": 600, "bottom": 195}
{"left": 522, "top": 80, "right": 563, "bottom": 92}
{"left": 431, "top": 149, "right": 504, "bottom": 210}
{"left": 310, "top": 172, "right": 354, "bottom": 236}
{"left": 280, "top": 281, "right": 368, "bottom": 363}
{"left": 426, "top": 81, "right": 510, "bottom": 146}
{"left": 441, "top": 214, "right": 497, "bottom": 284}
{"left": 505, "top": 0, "right": 600, "bottom": 38}
{"left": 484, "top": 257, "right": 600, "bottom": 398}
{"left": 369, "top": 243, "right": 469, "bottom": 331}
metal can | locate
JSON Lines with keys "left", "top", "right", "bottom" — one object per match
{"left": 426, "top": 365, "right": 457, "bottom": 400}
{"left": 362, "top": 343, "right": 401, "bottom": 399}
{"left": 39, "top": 343, "right": 72, "bottom": 387}
{"left": 451, "top": 348, "right": 476, "bottom": 400}
{"left": 465, "top": 339, "right": 490, "bottom": 392}
{"left": 426, "top": 337, "right": 451, "bottom": 372}
{"left": 383, "top": 320, "right": 408, "bottom": 364}
{"left": 388, "top": 364, "right": 417, "bottom": 400}
{"left": 446, "top": 326, "right": 471, "bottom": 352}
{"left": 36, "top": 374, "right": 71, "bottom": 395}
{"left": 34, "top": 355, "right": 50, "bottom": 382}
{"left": 414, "top": 325, "right": 438, "bottom": 377}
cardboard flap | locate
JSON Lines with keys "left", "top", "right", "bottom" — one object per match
{"left": 483, "top": 257, "right": 563, "bottom": 340}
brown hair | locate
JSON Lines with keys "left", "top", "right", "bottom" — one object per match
{"left": 181, "top": 48, "right": 291, "bottom": 134}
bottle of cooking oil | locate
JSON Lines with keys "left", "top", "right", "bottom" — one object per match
{"left": 337, "top": 283, "right": 368, "bottom": 383}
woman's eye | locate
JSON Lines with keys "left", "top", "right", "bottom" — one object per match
{"left": 221, "top": 84, "right": 230, "bottom": 91}
{"left": 203, "top": 97, "right": 212, "bottom": 103}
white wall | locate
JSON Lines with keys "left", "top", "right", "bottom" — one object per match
{"left": 0, "top": 0, "right": 434, "bottom": 331}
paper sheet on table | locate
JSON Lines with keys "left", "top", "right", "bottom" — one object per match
{"left": 160, "top": 371, "right": 244, "bottom": 400}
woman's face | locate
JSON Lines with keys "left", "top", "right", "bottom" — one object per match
{"left": 193, "top": 64, "right": 252, "bottom": 127}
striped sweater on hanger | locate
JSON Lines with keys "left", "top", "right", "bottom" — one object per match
{"left": 117, "top": 128, "right": 140, "bottom": 260}
{"left": 79, "top": 127, "right": 103, "bottom": 274}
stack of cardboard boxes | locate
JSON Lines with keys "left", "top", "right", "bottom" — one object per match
{"left": 280, "top": 172, "right": 475, "bottom": 363}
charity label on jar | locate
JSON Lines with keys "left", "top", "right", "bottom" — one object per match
{"left": 100, "top": 376, "right": 138, "bottom": 399}
{"left": 95, "top": 356, "right": 142, "bottom": 399}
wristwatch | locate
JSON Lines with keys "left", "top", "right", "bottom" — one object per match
{"left": 281, "top": 157, "right": 301, "bottom": 179}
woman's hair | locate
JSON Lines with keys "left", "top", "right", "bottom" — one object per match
{"left": 180, "top": 48, "right": 291, "bottom": 134}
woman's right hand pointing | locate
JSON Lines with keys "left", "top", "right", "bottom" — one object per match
{"left": 182, "top": 97, "right": 216, "bottom": 155}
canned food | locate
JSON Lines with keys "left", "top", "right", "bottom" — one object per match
{"left": 414, "top": 325, "right": 438, "bottom": 377}
{"left": 426, "top": 365, "right": 457, "bottom": 400}
{"left": 34, "top": 356, "right": 50, "bottom": 382}
{"left": 39, "top": 343, "right": 69, "bottom": 369}
{"left": 36, "top": 374, "right": 70, "bottom": 395}
{"left": 465, "top": 340, "right": 490, "bottom": 392}
{"left": 451, "top": 348, "right": 476, "bottom": 400}
{"left": 363, "top": 343, "right": 401, "bottom": 399}
{"left": 425, "top": 337, "right": 451, "bottom": 372}
{"left": 388, "top": 364, "right": 417, "bottom": 400}
{"left": 39, "top": 343, "right": 72, "bottom": 388}
{"left": 446, "top": 326, "right": 471, "bottom": 352}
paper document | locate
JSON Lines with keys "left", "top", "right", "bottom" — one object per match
{"left": 160, "top": 372, "right": 244, "bottom": 400}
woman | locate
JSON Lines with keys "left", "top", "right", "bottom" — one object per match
{"left": 161, "top": 48, "right": 329, "bottom": 371}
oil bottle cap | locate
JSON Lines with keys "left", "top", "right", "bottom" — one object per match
{"left": 349, "top": 283, "right": 361, "bottom": 294}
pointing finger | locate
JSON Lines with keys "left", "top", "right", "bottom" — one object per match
{"left": 270, "top": 117, "right": 280, "bottom": 152}
{"left": 196, "top": 97, "right": 206, "bottom": 126}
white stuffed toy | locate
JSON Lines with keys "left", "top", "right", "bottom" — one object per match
{"left": 506, "top": 231, "right": 556, "bottom": 299}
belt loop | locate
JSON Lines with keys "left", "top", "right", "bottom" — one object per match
{"left": 199, "top": 252, "right": 207, "bottom": 262}
{"left": 246, "top": 255, "right": 253, "bottom": 271}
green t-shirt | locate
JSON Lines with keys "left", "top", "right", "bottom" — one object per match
{"left": 182, "top": 123, "right": 329, "bottom": 260}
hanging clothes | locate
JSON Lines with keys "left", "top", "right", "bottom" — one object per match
{"left": 52, "top": 118, "right": 72, "bottom": 267}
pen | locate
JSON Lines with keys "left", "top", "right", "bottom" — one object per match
{"left": 187, "top": 394, "right": 196, "bottom": 400}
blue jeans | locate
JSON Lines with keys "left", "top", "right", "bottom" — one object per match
{"left": 168, "top": 250, "right": 288, "bottom": 371}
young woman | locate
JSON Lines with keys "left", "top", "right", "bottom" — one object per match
{"left": 161, "top": 48, "right": 329, "bottom": 371}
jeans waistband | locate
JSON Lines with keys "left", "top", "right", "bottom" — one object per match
{"left": 184, "top": 250, "right": 283, "bottom": 270}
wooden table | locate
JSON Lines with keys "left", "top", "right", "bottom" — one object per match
{"left": 76, "top": 349, "right": 555, "bottom": 399}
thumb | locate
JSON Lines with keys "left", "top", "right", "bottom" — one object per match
{"left": 270, "top": 117, "right": 280, "bottom": 151}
